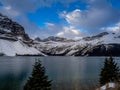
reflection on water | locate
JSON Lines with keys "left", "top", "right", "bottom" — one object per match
{"left": 0, "top": 56, "right": 120, "bottom": 90}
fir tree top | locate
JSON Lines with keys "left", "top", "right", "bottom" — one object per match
{"left": 24, "top": 59, "right": 52, "bottom": 90}
{"left": 99, "top": 56, "right": 120, "bottom": 85}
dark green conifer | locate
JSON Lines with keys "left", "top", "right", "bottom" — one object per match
{"left": 99, "top": 56, "right": 120, "bottom": 85}
{"left": 24, "top": 59, "right": 52, "bottom": 90}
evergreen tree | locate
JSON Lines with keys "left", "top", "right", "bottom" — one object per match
{"left": 99, "top": 56, "right": 120, "bottom": 85}
{"left": 24, "top": 59, "right": 52, "bottom": 90}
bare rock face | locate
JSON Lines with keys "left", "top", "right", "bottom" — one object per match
{"left": 34, "top": 37, "right": 41, "bottom": 42}
{"left": 0, "top": 13, "right": 30, "bottom": 41}
{"left": 0, "top": 13, "right": 25, "bottom": 35}
{"left": 69, "top": 44, "right": 120, "bottom": 56}
{"left": 84, "top": 44, "right": 120, "bottom": 56}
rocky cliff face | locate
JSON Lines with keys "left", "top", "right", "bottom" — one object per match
{"left": 0, "top": 13, "right": 30, "bottom": 41}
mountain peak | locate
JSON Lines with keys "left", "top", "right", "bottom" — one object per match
{"left": 0, "top": 13, "right": 31, "bottom": 41}
{"left": 34, "top": 37, "right": 41, "bottom": 42}
{"left": 0, "top": 13, "right": 25, "bottom": 35}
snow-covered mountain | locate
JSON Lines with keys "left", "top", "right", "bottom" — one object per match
{"left": 33, "top": 32, "right": 120, "bottom": 56}
{"left": 0, "top": 13, "right": 45, "bottom": 56}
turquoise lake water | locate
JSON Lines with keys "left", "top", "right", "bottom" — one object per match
{"left": 0, "top": 56, "right": 120, "bottom": 90}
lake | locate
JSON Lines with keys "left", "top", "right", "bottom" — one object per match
{"left": 0, "top": 56, "right": 120, "bottom": 90}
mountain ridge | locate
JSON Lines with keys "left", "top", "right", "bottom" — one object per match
{"left": 33, "top": 32, "right": 120, "bottom": 56}
{"left": 0, "top": 13, "right": 120, "bottom": 56}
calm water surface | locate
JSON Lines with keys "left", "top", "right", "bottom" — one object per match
{"left": 0, "top": 56, "right": 120, "bottom": 90}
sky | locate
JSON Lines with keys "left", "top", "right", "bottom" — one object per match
{"left": 0, "top": 0, "right": 120, "bottom": 39}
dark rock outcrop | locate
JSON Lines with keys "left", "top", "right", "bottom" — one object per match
{"left": 67, "top": 44, "right": 120, "bottom": 56}
{"left": 84, "top": 44, "right": 120, "bottom": 56}
{"left": 0, "top": 13, "right": 30, "bottom": 41}
{"left": 34, "top": 37, "right": 41, "bottom": 42}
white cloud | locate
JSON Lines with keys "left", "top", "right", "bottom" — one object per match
{"left": 57, "top": 32, "right": 64, "bottom": 36}
{"left": 61, "top": 0, "right": 120, "bottom": 29}
{"left": 0, "top": 5, "right": 20, "bottom": 18}
{"left": 101, "top": 22, "right": 120, "bottom": 33}
{"left": 65, "top": 9, "right": 82, "bottom": 25}
{"left": 4, "top": 6, "right": 11, "bottom": 10}
{"left": 56, "top": 26, "right": 84, "bottom": 39}
{"left": 0, "top": 0, "right": 120, "bottom": 39}
{"left": 0, "top": 0, "right": 82, "bottom": 39}
{"left": 35, "top": 22, "right": 63, "bottom": 39}
{"left": 45, "top": 22, "right": 55, "bottom": 27}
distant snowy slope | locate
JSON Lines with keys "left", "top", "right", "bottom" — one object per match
{"left": 0, "top": 39, "right": 45, "bottom": 56}
{"left": 34, "top": 32, "right": 120, "bottom": 56}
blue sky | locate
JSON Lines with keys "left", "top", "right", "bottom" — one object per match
{"left": 0, "top": 0, "right": 120, "bottom": 39}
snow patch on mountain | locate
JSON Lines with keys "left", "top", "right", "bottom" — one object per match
{"left": 0, "top": 39, "right": 44, "bottom": 56}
